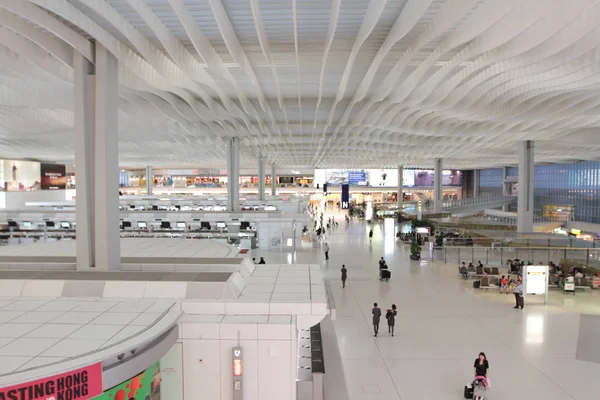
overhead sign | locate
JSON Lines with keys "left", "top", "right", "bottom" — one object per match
{"left": 0, "top": 363, "right": 102, "bottom": 400}
{"left": 341, "top": 184, "right": 349, "bottom": 209}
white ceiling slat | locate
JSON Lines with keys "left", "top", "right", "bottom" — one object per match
{"left": 0, "top": 0, "right": 599, "bottom": 168}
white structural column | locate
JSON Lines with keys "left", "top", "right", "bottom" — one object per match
{"left": 73, "top": 49, "right": 95, "bottom": 271}
{"left": 433, "top": 158, "right": 443, "bottom": 213}
{"left": 258, "top": 155, "right": 265, "bottom": 201}
{"left": 502, "top": 166, "right": 509, "bottom": 211}
{"left": 397, "top": 165, "right": 403, "bottom": 211}
{"left": 473, "top": 169, "right": 480, "bottom": 197}
{"left": 227, "top": 137, "right": 240, "bottom": 211}
{"left": 517, "top": 141, "right": 534, "bottom": 232}
{"left": 271, "top": 164, "right": 276, "bottom": 196}
{"left": 73, "top": 43, "right": 120, "bottom": 271}
{"left": 145, "top": 166, "right": 152, "bottom": 195}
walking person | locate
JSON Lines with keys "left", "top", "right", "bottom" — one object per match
{"left": 341, "top": 265, "right": 347, "bottom": 288}
{"left": 513, "top": 278, "right": 524, "bottom": 309}
{"left": 372, "top": 303, "right": 381, "bottom": 337}
{"left": 386, "top": 304, "right": 397, "bottom": 336}
{"left": 324, "top": 242, "right": 330, "bottom": 260}
{"left": 369, "top": 229, "right": 373, "bottom": 241}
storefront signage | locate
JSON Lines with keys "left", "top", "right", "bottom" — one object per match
{"left": 93, "top": 361, "right": 160, "bottom": 400}
{"left": 0, "top": 363, "right": 102, "bottom": 400}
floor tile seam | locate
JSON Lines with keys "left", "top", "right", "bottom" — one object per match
{"left": 465, "top": 310, "right": 577, "bottom": 399}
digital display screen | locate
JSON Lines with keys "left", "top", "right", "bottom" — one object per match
{"left": 216, "top": 222, "right": 226, "bottom": 228}
{"left": 60, "top": 221, "right": 70, "bottom": 229}
{"left": 347, "top": 171, "right": 367, "bottom": 185}
{"left": 41, "top": 163, "right": 66, "bottom": 190}
{"left": 22, "top": 221, "right": 32, "bottom": 228}
{"left": 177, "top": 222, "right": 186, "bottom": 228}
{"left": 137, "top": 221, "right": 147, "bottom": 229}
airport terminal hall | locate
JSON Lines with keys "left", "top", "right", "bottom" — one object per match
{"left": 3, "top": 1, "right": 600, "bottom": 399}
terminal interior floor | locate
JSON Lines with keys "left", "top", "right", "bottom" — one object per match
{"left": 257, "top": 219, "right": 600, "bottom": 399}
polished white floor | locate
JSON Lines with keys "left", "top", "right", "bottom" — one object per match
{"left": 256, "top": 218, "right": 600, "bottom": 400}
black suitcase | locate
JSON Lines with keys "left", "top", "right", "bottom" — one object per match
{"left": 380, "top": 270, "right": 391, "bottom": 280}
{"left": 464, "top": 385, "right": 474, "bottom": 398}
{"left": 473, "top": 280, "right": 480, "bottom": 289}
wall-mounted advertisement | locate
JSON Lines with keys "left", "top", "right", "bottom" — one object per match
{"left": 413, "top": 170, "right": 463, "bottom": 186}
{"left": 93, "top": 361, "right": 161, "bottom": 400}
{"left": 316, "top": 169, "right": 368, "bottom": 186}
{"left": 368, "top": 169, "right": 415, "bottom": 187}
{"left": 3, "top": 160, "right": 41, "bottom": 191}
{"left": 414, "top": 170, "right": 434, "bottom": 186}
{"left": 0, "top": 363, "right": 102, "bottom": 400}
{"left": 443, "top": 170, "right": 463, "bottom": 186}
{"left": 41, "top": 163, "right": 67, "bottom": 190}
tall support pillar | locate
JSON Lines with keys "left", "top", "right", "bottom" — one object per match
{"left": 517, "top": 141, "right": 534, "bottom": 232}
{"left": 145, "top": 166, "right": 152, "bottom": 196}
{"left": 270, "top": 164, "right": 276, "bottom": 196}
{"left": 258, "top": 155, "right": 265, "bottom": 201}
{"left": 227, "top": 137, "right": 240, "bottom": 211}
{"left": 74, "top": 43, "right": 120, "bottom": 271}
{"left": 502, "top": 166, "right": 509, "bottom": 211}
{"left": 473, "top": 169, "right": 480, "bottom": 197}
{"left": 397, "top": 165, "right": 403, "bottom": 211}
{"left": 434, "top": 158, "right": 443, "bottom": 213}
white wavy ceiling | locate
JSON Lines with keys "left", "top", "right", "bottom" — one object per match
{"left": 0, "top": 0, "right": 599, "bottom": 169}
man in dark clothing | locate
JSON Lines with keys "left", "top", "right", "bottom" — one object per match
{"left": 341, "top": 265, "right": 347, "bottom": 288}
{"left": 372, "top": 303, "right": 381, "bottom": 337}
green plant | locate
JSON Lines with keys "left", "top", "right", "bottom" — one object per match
{"left": 435, "top": 234, "right": 444, "bottom": 247}
{"left": 411, "top": 218, "right": 436, "bottom": 235}
{"left": 410, "top": 240, "right": 421, "bottom": 256}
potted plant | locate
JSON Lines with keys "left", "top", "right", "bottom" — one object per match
{"left": 410, "top": 240, "right": 421, "bottom": 260}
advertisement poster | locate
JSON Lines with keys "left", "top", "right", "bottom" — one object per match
{"left": 368, "top": 169, "right": 415, "bottom": 187}
{"left": 414, "top": 170, "right": 434, "bottom": 186}
{"left": 442, "top": 170, "right": 462, "bottom": 186}
{"left": 93, "top": 361, "right": 160, "bottom": 400}
{"left": 41, "top": 163, "right": 67, "bottom": 190}
{"left": 3, "top": 160, "right": 41, "bottom": 191}
{"left": 347, "top": 171, "right": 367, "bottom": 186}
{"left": 0, "top": 363, "right": 102, "bottom": 400}
{"left": 412, "top": 170, "right": 462, "bottom": 186}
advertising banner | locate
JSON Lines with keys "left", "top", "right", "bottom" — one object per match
{"left": 347, "top": 171, "right": 367, "bottom": 186}
{"left": 3, "top": 160, "right": 41, "bottom": 191}
{"left": 414, "top": 170, "right": 434, "bottom": 186}
{"left": 93, "top": 361, "right": 161, "bottom": 400}
{"left": 413, "top": 170, "right": 462, "bottom": 186}
{"left": 341, "top": 184, "right": 349, "bottom": 209}
{"left": 0, "top": 363, "right": 102, "bottom": 400}
{"left": 41, "top": 163, "right": 66, "bottom": 190}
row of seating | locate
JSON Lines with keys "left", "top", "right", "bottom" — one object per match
{"left": 458, "top": 265, "right": 500, "bottom": 276}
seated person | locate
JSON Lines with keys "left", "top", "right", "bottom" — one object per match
{"left": 258, "top": 257, "right": 266, "bottom": 264}
{"left": 468, "top": 262, "right": 474, "bottom": 269}
{"left": 575, "top": 270, "right": 584, "bottom": 278}
{"left": 460, "top": 263, "right": 469, "bottom": 280}
{"left": 477, "top": 261, "right": 484, "bottom": 268}
{"left": 500, "top": 275, "right": 509, "bottom": 292}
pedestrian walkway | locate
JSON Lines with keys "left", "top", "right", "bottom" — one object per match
{"left": 299, "top": 220, "right": 600, "bottom": 399}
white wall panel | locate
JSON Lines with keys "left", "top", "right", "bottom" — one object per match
{"left": 161, "top": 343, "right": 184, "bottom": 400}
{"left": 183, "top": 339, "right": 221, "bottom": 400}
{"left": 258, "top": 340, "right": 293, "bottom": 400}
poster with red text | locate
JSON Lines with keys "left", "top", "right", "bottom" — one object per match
{"left": 0, "top": 363, "right": 102, "bottom": 400}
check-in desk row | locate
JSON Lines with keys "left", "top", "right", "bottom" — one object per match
{"left": 0, "top": 220, "right": 258, "bottom": 249}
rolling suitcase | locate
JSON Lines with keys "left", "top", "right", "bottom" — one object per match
{"left": 464, "top": 384, "right": 474, "bottom": 399}
{"left": 473, "top": 280, "right": 481, "bottom": 289}
{"left": 380, "top": 270, "right": 391, "bottom": 281}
